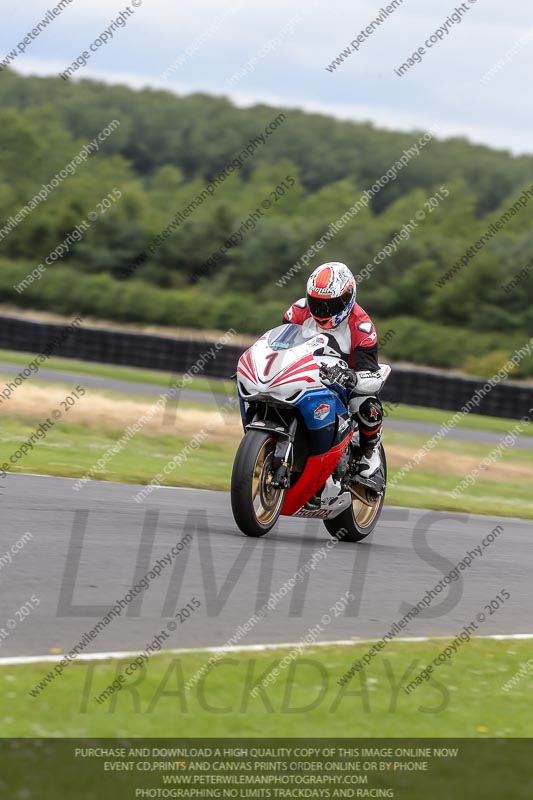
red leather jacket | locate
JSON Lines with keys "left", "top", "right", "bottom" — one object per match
{"left": 283, "top": 299, "right": 379, "bottom": 371}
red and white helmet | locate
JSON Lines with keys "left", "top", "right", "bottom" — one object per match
{"left": 306, "top": 262, "right": 356, "bottom": 329}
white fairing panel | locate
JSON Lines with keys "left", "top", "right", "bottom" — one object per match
{"left": 237, "top": 325, "right": 340, "bottom": 403}
{"left": 237, "top": 326, "right": 391, "bottom": 404}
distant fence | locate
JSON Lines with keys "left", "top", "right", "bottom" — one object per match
{"left": 0, "top": 315, "right": 532, "bottom": 420}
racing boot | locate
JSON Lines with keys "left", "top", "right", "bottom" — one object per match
{"left": 349, "top": 396, "right": 383, "bottom": 478}
{"left": 358, "top": 432, "right": 382, "bottom": 478}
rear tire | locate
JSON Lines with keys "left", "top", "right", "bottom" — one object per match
{"left": 324, "top": 444, "right": 387, "bottom": 543}
{"left": 231, "top": 431, "right": 286, "bottom": 537}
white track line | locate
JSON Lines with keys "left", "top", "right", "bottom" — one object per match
{"left": 8, "top": 472, "right": 204, "bottom": 490}
{"left": 1, "top": 634, "right": 532, "bottom": 666}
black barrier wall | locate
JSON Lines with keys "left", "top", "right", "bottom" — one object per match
{"left": 0, "top": 315, "right": 532, "bottom": 420}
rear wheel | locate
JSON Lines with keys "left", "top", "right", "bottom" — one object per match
{"left": 231, "top": 431, "right": 286, "bottom": 537}
{"left": 324, "top": 444, "right": 387, "bottom": 543}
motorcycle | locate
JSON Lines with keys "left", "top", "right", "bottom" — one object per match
{"left": 231, "top": 323, "right": 391, "bottom": 542}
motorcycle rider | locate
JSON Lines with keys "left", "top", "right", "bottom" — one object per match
{"left": 283, "top": 262, "right": 384, "bottom": 478}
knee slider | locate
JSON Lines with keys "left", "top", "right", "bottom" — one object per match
{"left": 356, "top": 397, "right": 383, "bottom": 428}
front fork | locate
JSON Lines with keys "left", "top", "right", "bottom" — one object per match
{"left": 271, "top": 417, "right": 298, "bottom": 488}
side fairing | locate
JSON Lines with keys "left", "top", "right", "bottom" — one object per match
{"left": 295, "top": 387, "right": 349, "bottom": 456}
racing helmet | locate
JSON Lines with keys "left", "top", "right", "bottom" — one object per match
{"left": 306, "top": 262, "right": 356, "bottom": 329}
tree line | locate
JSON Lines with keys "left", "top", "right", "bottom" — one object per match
{"left": 0, "top": 70, "right": 532, "bottom": 376}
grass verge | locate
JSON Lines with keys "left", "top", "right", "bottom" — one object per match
{"left": 1, "top": 403, "right": 532, "bottom": 516}
{"left": 6, "top": 638, "right": 532, "bottom": 737}
{"left": 0, "top": 417, "right": 234, "bottom": 490}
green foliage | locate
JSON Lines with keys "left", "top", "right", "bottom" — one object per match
{"left": 1, "top": 71, "right": 533, "bottom": 375}
{"left": 462, "top": 350, "right": 516, "bottom": 378}
{"left": 3, "top": 261, "right": 532, "bottom": 375}
{"left": 377, "top": 316, "right": 528, "bottom": 372}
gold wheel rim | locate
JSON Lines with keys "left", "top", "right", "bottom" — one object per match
{"left": 350, "top": 485, "right": 382, "bottom": 529}
{"left": 251, "top": 437, "right": 284, "bottom": 526}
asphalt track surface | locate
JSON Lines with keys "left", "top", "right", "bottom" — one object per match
{"left": 0, "top": 475, "right": 531, "bottom": 659}
{"left": 1, "top": 361, "right": 532, "bottom": 449}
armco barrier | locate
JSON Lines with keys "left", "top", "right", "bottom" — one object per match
{"left": 0, "top": 315, "right": 532, "bottom": 420}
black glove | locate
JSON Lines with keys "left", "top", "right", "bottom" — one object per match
{"left": 319, "top": 363, "right": 357, "bottom": 390}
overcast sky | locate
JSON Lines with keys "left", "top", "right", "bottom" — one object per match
{"left": 3, "top": 0, "right": 532, "bottom": 154}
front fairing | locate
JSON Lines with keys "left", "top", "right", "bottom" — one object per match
{"left": 236, "top": 323, "right": 345, "bottom": 405}
{"left": 237, "top": 324, "right": 351, "bottom": 455}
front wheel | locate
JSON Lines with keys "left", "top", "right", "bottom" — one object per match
{"left": 324, "top": 444, "right": 387, "bottom": 543}
{"left": 231, "top": 431, "right": 286, "bottom": 537}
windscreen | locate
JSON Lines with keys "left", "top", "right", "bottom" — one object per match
{"left": 267, "top": 323, "right": 319, "bottom": 350}
{"left": 266, "top": 324, "right": 342, "bottom": 358}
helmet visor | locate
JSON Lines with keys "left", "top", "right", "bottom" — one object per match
{"left": 307, "top": 287, "right": 354, "bottom": 321}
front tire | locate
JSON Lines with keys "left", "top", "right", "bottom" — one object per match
{"left": 231, "top": 431, "right": 286, "bottom": 537}
{"left": 324, "top": 444, "right": 387, "bottom": 543}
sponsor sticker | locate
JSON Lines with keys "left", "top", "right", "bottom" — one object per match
{"left": 306, "top": 335, "right": 327, "bottom": 348}
{"left": 314, "top": 403, "right": 331, "bottom": 421}
{"left": 294, "top": 508, "right": 331, "bottom": 519}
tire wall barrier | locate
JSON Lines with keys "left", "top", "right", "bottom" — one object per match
{"left": 0, "top": 315, "right": 532, "bottom": 420}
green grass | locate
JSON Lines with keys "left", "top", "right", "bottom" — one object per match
{"left": 7, "top": 638, "right": 532, "bottom": 737}
{"left": 389, "top": 473, "right": 533, "bottom": 518}
{"left": 386, "top": 426, "right": 533, "bottom": 466}
{"left": 391, "top": 402, "right": 533, "bottom": 437}
{"left": 0, "top": 417, "right": 235, "bottom": 490}
{"left": 1, "top": 414, "right": 532, "bottom": 517}
{"left": 1, "top": 350, "right": 532, "bottom": 518}
{"left": 385, "top": 427, "right": 533, "bottom": 518}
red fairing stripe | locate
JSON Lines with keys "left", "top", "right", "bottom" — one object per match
{"left": 237, "top": 365, "right": 255, "bottom": 383}
{"left": 237, "top": 367, "right": 255, "bottom": 384}
{"left": 238, "top": 349, "right": 257, "bottom": 382}
{"left": 275, "top": 354, "right": 314, "bottom": 375}
{"left": 270, "top": 355, "right": 317, "bottom": 387}
{"left": 271, "top": 375, "right": 317, "bottom": 387}
{"left": 281, "top": 432, "right": 352, "bottom": 516}
{"left": 244, "top": 349, "right": 257, "bottom": 379}
{"left": 270, "top": 365, "right": 318, "bottom": 387}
